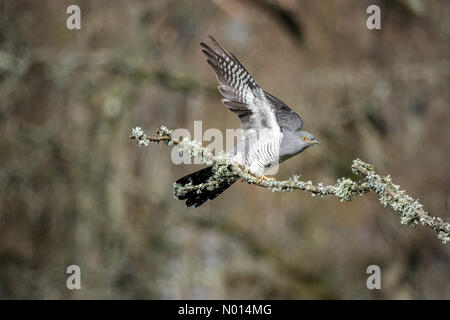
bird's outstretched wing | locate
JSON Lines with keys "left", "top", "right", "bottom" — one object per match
{"left": 264, "top": 91, "right": 303, "bottom": 132}
{"left": 201, "top": 36, "right": 286, "bottom": 132}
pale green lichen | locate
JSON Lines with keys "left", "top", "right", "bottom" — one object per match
{"left": 438, "top": 231, "right": 450, "bottom": 244}
{"left": 131, "top": 127, "right": 149, "bottom": 146}
{"left": 158, "top": 125, "right": 173, "bottom": 136}
{"left": 335, "top": 178, "right": 357, "bottom": 201}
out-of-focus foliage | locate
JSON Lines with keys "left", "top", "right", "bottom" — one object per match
{"left": 0, "top": 0, "right": 449, "bottom": 299}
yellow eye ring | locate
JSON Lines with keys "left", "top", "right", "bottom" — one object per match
{"left": 302, "top": 136, "right": 308, "bottom": 141}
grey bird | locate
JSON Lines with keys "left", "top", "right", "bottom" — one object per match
{"left": 174, "top": 36, "right": 319, "bottom": 207}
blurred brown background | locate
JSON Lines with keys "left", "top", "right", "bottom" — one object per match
{"left": 0, "top": 0, "right": 449, "bottom": 299}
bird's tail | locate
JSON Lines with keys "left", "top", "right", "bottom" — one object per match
{"left": 173, "top": 166, "right": 237, "bottom": 208}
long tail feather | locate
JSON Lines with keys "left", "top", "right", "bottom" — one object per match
{"left": 173, "top": 166, "right": 237, "bottom": 208}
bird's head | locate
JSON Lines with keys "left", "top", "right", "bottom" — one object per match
{"left": 297, "top": 130, "right": 320, "bottom": 149}
{"left": 280, "top": 129, "right": 319, "bottom": 161}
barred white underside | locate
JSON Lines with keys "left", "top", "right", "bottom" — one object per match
{"left": 246, "top": 130, "right": 282, "bottom": 176}
{"left": 230, "top": 127, "right": 282, "bottom": 176}
{"left": 245, "top": 93, "right": 282, "bottom": 175}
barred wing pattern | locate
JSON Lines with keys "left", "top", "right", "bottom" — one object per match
{"left": 201, "top": 36, "right": 280, "bottom": 132}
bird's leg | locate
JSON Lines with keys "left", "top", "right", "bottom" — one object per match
{"left": 257, "top": 174, "right": 276, "bottom": 183}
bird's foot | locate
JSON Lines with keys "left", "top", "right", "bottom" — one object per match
{"left": 256, "top": 174, "right": 276, "bottom": 183}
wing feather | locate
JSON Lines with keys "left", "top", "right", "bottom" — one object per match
{"left": 201, "top": 36, "right": 277, "bottom": 131}
{"left": 201, "top": 36, "right": 302, "bottom": 134}
{"left": 264, "top": 91, "right": 303, "bottom": 131}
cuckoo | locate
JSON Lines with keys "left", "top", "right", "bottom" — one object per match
{"left": 174, "top": 36, "right": 319, "bottom": 207}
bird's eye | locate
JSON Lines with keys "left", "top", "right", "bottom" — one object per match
{"left": 302, "top": 136, "right": 307, "bottom": 141}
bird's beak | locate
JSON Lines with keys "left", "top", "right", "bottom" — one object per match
{"left": 312, "top": 139, "right": 320, "bottom": 145}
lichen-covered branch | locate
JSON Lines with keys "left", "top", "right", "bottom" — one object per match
{"left": 130, "top": 125, "right": 450, "bottom": 244}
